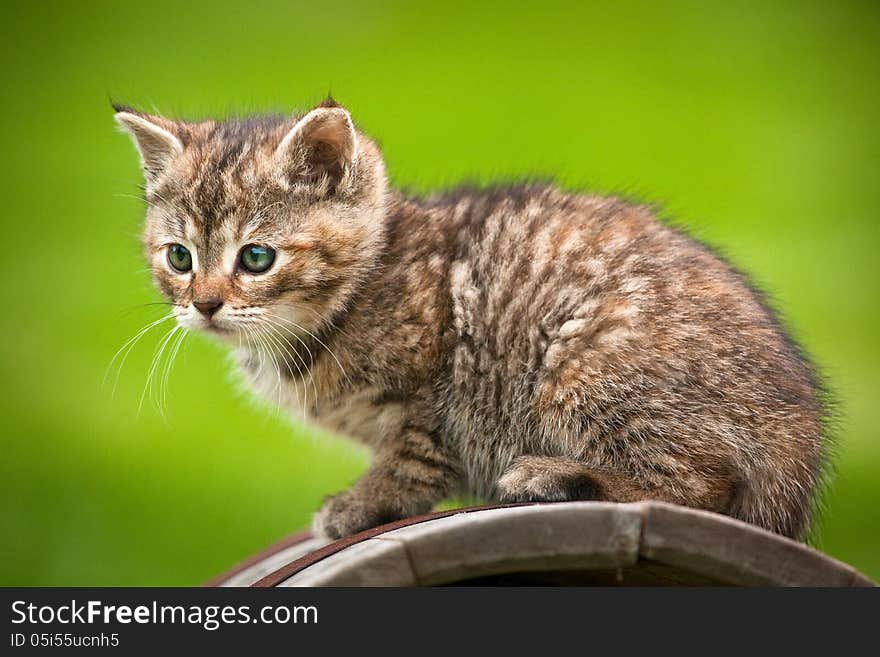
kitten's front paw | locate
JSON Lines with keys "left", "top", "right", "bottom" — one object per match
{"left": 312, "top": 491, "right": 401, "bottom": 540}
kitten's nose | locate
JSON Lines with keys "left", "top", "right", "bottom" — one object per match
{"left": 193, "top": 298, "right": 223, "bottom": 317}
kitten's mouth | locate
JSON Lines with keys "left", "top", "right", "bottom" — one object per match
{"left": 185, "top": 312, "right": 251, "bottom": 341}
{"left": 195, "top": 316, "right": 233, "bottom": 335}
{"left": 204, "top": 321, "right": 233, "bottom": 335}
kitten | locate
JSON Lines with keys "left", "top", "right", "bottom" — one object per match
{"left": 115, "top": 98, "right": 829, "bottom": 541}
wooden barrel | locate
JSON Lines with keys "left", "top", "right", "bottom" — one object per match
{"left": 209, "top": 501, "right": 874, "bottom": 587}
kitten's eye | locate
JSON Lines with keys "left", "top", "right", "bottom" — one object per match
{"left": 167, "top": 244, "right": 192, "bottom": 272}
{"left": 240, "top": 244, "right": 276, "bottom": 274}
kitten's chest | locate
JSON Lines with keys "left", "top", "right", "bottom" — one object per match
{"left": 237, "top": 346, "right": 406, "bottom": 446}
{"left": 309, "top": 387, "right": 407, "bottom": 448}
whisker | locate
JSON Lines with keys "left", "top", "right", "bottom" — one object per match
{"left": 104, "top": 313, "right": 175, "bottom": 396}
{"left": 138, "top": 325, "right": 180, "bottom": 417}
{"left": 114, "top": 302, "right": 178, "bottom": 321}
{"left": 240, "top": 325, "right": 263, "bottom": 378}
{"left": 244, "top": 324, "right": 281, "bottom": 418}
{"left": 256, "top": 318, "right": 314, "bottom": 416}
{"left": 257, "top": 328, "right": 305, "bottom": 414}
{"left": 113, "top": 192, "right": 147, "bottom": 203}
{"left": 160, "top": 327, "right": 188, "bottom": 416}
{"left": 264, "top": 311, "right": 351, "bottom": 386}
{"left": 153, "top": 325, "right": 183, "bottom": 417}
{"left": 258, "top": 315, "right": 319, "bottom": 412}
{"left": 145, "top": 187, "right": 176, "bottom": 209}
{"left": 256, "top": 326, "right": 285, "bottom": 414}
{"left": 257, "top": 322, "right": 307, "bottom": 415}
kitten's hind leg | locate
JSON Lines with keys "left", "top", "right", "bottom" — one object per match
{"left": 496, "top": 456, "right": 606, "bottom": 503}
{"left": 496, "top": 455, "right": 737, "bottom": 514}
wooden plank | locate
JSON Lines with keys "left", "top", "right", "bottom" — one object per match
{"left": 278, "top": 538, "right": 417, "bottom": 587}
{"left": 217, "top": 537, "right": 329, "bottom": 587}
{"left": 638, "top": 502, "right": 864, "bottom": 587}
{"left": 209, "top": 501, "right": 875, "bottom": 587}
{"left": 361, "top": 502, "right": 643, "bottom": 586}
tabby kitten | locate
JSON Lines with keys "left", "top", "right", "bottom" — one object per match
{"left": 115, "top": 99, "right": 828, "bottom": 540}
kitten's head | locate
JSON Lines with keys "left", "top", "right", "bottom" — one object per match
{"left": 115, "top": 99, "right": 388, "bottom": 343}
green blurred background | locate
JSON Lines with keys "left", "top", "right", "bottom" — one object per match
{"left": 0, "top": 0, "right": 877, "bottom": 585}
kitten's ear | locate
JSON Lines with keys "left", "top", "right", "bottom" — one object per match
{"left": 114, "top": 107, "right": 184, "bottom": 181}
{"left": 275, "top": 105, "right": 358, "bottom": 188}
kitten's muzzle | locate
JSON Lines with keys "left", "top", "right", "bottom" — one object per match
{"left": 193, "top": 298, "right": 223, "bottom": 318}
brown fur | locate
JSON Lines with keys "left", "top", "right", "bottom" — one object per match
{"left": 115, "top": 100, "right": 829, "bottom": 541}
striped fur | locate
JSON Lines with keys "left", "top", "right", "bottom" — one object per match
{"left": 116, "top": 101, "right": 829, "bottom": 540}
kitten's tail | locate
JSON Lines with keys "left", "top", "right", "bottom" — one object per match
{"left": 729, "top": 453, "right": 824, "bottom": 541}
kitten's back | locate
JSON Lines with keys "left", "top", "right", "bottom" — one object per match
{"left": 436, "top": 185, "right": 824, "bottom": 537}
